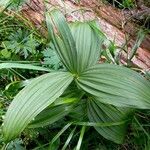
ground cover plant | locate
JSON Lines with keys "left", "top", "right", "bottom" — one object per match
{"left": 0, "top": 8, "right": 150, "bottom": 150}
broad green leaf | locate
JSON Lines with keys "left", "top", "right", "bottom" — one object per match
{"left": 3, "top": 72, "right": 73, "bottom": 142}
{"left": 76, "top": 64, "right": 150, "bottom": 109}
{"left": 87, "top": 99, "right": 133, "bottom": 144}
{"left": 29, "top": 85, "right": 84, "bottom": 128}
{"left": 0, "top": 63, "right": 52, "bottom": 72}
{"left": 46, "top": 10, "right": 77, "bottom": 73}
{"left": 70, "top": 22, "right": 101, "bottom": 73}
{"left": 29, "top": 104, "right": 73, "bottom": 128}
{"left": 29, "top": 87, "right": 83, "bottom": 128}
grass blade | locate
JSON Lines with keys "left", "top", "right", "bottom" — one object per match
{"left": 76, "top": 126, "right": 86, "bottom": 150}
{"left": 49, "top": 123, "right": 72, "bottom": 150}
{"left": 0, "top": 63, "right": 52, "bottom": 72}
{"left": 62, "top": 127, "right": 76, "bottom": 150}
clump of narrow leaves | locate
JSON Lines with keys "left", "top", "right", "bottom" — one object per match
{"left": 1, "top": 9, "right": 150, "bottom": 148}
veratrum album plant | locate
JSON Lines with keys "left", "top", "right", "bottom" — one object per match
{"left": 1, "top": 9, "right": 150, "bottom": 147}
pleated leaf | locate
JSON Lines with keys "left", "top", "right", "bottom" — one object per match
{"left": 3, "top": 72, "right": 73, "bottom": 142}
{"left": 70, "top": 22, "right": 101, "bottom": 73}
{"left": 46, "top": 10, "right": 77, "bottom": 73}
{"left": 29, "top": 87, "right": 83, "bottom": 128}
{"left": 76, "top": 64, "right": 150, "bottom": 109}
{"left": 88, "top": 99, "right": 133, "bottom": 144}
{"left": 29, "top": 104, "right": 73, "bottom": 128}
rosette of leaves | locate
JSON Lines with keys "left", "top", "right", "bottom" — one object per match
{"left": 1, "top": 9, "right": 150, "bottom": 147}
